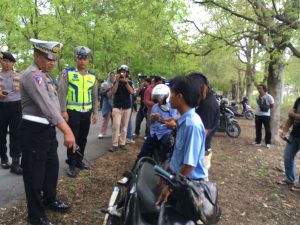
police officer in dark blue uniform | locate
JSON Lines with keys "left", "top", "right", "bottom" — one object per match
{"left": 20, "top": 39, "right": 76, "bottom": 225}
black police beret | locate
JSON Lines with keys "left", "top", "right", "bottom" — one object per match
{"left": 1, "top": 52, "right": 16, "bottom": 62}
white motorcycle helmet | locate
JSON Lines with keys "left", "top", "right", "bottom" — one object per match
{"left": 151, "top": 84, "right": 170, "bottom": 103}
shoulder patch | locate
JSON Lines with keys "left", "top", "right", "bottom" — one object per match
{"left": 65, "top": 67, "right": 76, "bottom": 73}
{"left": 88, "top": 70, "right": 95, "bottom": 76}
{"left": 33, "top": 74, "right": 43, "bottom": 85}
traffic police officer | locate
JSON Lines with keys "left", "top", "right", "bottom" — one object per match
{"left": 20, "top": 39, "right": 76, "bottom": 225}
{"left": 0, "top": 52, "right": 23, "bottom": 174}
{"left": 58, "top": 46, "right": 98, "bottom": 177}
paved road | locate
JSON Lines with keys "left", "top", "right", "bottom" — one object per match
{"left": 0, "top": 111, "right": 141, "bottom": 208}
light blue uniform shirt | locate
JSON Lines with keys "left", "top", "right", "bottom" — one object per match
{"left": 170, "top": 108, "right": 208, "bottom": 180}
{"left": 150, "top": 102, "right": 177, "bottom": 140}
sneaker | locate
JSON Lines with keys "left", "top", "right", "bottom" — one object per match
{"left": 109, "top": 146, "right": 119, "bottom": 152}
{"left": 67, "top": 166, "right": 77, "bottom": 177}
{"left": 266, "top": 144, "right": 271, "bottom": 149}
{"left": 98, "top": 134, "right": 104, "bottom": 139}
{"left": 1, "top": 159, "right": 11, "bottom": 169}
{"left": 126, "top": 139, "right": 135, "bottom": 144}
{"left": 252, "top": 142, "right": 261, "bottom": 146}
{"left": 119, "top": 145, "right": 128, "bottom": 151}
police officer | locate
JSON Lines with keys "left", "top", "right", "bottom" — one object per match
{"left": 58, "top": 46, "right": 98, "bottom": 177}
{"left": 20, "top": 39, "right": 76, "bottom": 225}
{"left": 0, "top": 52, "right": 22, "bottom": 174}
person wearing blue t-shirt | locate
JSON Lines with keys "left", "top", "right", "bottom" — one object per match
{"left": 156, "top": 76, "right": 208, "bottom": 205}
{"left": 136, "top": 84, "right": 177, "bottom": 163}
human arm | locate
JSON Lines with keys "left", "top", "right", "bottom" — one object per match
{"left": 56, "top": 121, "right": 76, "bottom": 152}
{"left": 91, "top": 83, "right": 98, "bottom": 124}
{"left": 57, "top": 71, "right": 69, "bottom": 121}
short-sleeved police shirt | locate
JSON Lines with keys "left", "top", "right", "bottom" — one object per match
{"left": 21, "top": 63, "right": 64, "bottom": 125}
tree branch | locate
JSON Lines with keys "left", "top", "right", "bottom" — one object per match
{"left": 287, "top": 42, "right": 300, "bottom": 58}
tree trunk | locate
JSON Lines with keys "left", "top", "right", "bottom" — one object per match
{"left": 245, "top": 63, "right": 255, "bottom": 105}
{"left": 267, "top": 54, "right": 284, "bottom": 144}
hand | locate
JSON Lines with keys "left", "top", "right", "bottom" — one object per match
{"left": 62, "top": 111, "right": 69, "bottom": 122}
{"left": 280, "top": 129, "right": 288, "bottom": 140}
{"left": 64, "top": 132, "right": 76, "bottom": 153}
{"left": 0, "top": 91, "right": 8, "bottom": 99}
{"left": 164, "top": 118, "right": 177, "bottom": 129}
{"left": 156, "top": 185, "right": 171, "bottom": 205}
{"left": 91, "top": 113, "right": 97, "bottom": 124}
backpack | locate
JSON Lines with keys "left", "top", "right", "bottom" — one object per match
{"left": 171, "top": 174, "right": 221, "bottom": 225}
{"left": 258, "top": 96, "right": 270, "bottom": 112}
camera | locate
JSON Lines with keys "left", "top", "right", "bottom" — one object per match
{"left": 120, "top": 73, "right": 124, "bottom": 79}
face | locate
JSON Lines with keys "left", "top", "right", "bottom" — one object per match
{"left": 76, "top": 56, "right": 89, "bottom": 70}
{"left": 110, "top": 73, "right": 115, "bottom": 81}
{"left": 119, "top": 70, "right": 128, "bottom": 77}
{"left": 0, "top": 59, "right": 14, "bottom": 71}
{"left": 35, "top": 53, "right": 56, "bottom": 72}
{"left": 257, "top": 86, "right": 265, "bottom": 95}
{"left": 169, "top": 89, "right": 180, "bottom": 109}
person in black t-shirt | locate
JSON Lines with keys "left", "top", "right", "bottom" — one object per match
{"left": 278, "top": 97, "right": 300, "bottom": 191}
{"left": 109, "top": 65, "right": 135, "bottom": 152}
{"left": 188, "top": 72, "right": 219, "bottom": 170}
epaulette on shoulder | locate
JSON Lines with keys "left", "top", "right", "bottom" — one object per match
{"left": 88, "top": 70, "right": 95, "bottom": 76}
{"left": 65, "top": 67, "right": 76, "bottom": 72}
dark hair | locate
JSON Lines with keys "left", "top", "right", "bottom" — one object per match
{"left": 188, "top": 72, "right": 211, "bottom": 90}
{"left": 258, "top": 84, "right": 267, "bottom": 92}
{"left": 169, "top": 76, "right": 200, "bottom": 107}
{"left": 144, "top": 78, "right": 151, "bottom": 83}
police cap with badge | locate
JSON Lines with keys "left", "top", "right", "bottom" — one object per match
{"left": 30, "top": 38, "right": 63, "bottom": 60}
{"left": 75, "top": 46, "right": 91, "bottom": 59}
{"left": 0, "top": 52, "right": 16, "bottom": 62}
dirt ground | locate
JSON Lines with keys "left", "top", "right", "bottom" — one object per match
{"left": 1, "top": 118, "right": 300, "bottom": 225}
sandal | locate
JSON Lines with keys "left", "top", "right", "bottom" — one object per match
{"left": 276, "top": 179, "right": 294, "bottom": 187}
{"left": 290, "top": 184, "right": 300, "bottom": 192}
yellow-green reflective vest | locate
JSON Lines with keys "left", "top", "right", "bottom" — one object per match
{"left": 66, "top": 69, "right": 96, "bottom": 111}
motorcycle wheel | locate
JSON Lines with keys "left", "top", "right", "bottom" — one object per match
{"left": 226, "top": 121, "right": 241, "bottom": 138}
{"left": 245, "top": 111, "right": 254, "bottom": 120}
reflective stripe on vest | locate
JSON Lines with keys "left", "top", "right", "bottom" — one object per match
{"left": 67, "top": 71, "right": 96, "bottom": 111}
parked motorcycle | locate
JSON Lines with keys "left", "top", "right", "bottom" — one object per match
{"left": 228, "top": 97, "right": 254, "bottom": 120}
{"left": 217, "top": 98, "right": 241, "bottom": 138}
{"left": 101, "top": 157, "right": 198, "bottom": 225}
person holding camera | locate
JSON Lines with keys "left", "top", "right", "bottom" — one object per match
{"left": 253, "top": 84, "right": 274, "bottom": 148}
{"left": 109, "top": 65, "right": 135, "bottom": 152}
{"left": 0, "top": 52, "right": 23, "bottom": 175}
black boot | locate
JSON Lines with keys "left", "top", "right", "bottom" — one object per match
{"left": 10, "top": 158, "right": 23, "bottom": 175}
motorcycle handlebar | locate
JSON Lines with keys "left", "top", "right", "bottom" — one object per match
{"left": 154, "top": 165, "right": 174, "bottom": 181}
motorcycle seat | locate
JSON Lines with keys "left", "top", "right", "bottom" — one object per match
{"left": 136, "top": 161, "right": 161, "bottom": 215}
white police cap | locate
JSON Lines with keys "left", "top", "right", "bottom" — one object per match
{"left": 75, "top": 46, "right": 91, "bottom": 58}
{"left": 30, "top": 38, "right": 63, "bottom": 60}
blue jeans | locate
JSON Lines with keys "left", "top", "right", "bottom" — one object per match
{"left": 284, "top": 135, "right": 300, "bottom": 183}
{"left": 126, "top": 115, "right": 132, "bottom": 139}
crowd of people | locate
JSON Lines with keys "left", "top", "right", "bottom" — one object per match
{"left": 0, "top": 37, "right": 298, "bottom": 225}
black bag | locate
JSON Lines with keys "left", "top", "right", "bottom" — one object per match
{"left": 258, "top": 96, "right": 269, "bottom": 112}
{"left": 171, "top": 174, "right": 221, "bottom": 225}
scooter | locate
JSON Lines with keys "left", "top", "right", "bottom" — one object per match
{"left": 228, "top": 102, "right": 254, "bottom": 120}
{"left": 101, "top": 157, "right": 199, "bottom": 225}
{"left": 217, "top": 101, "right": 241, "bottom": 138}
{"left": 101, "top": 157, "right": 221, "bottom": 225}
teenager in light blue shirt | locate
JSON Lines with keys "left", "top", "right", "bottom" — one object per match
{"left": 136, "top": 84, "right": 177, "bottom": 163}
{"left": 156, "top": 76, "right": 208, "bottom": 205}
